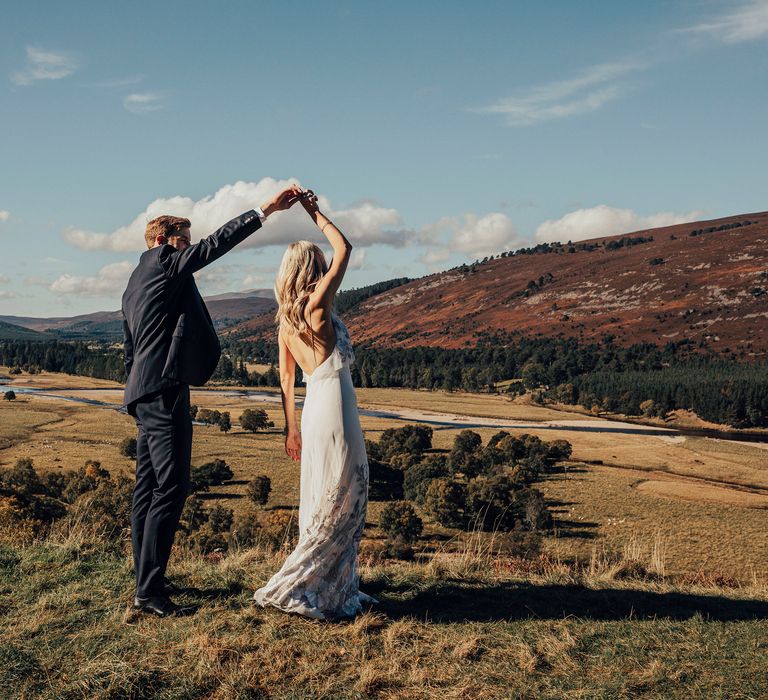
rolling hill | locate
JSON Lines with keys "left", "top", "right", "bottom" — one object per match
{"left": 225, "top": 211, "right": 768, "bottom": 358}
{"left": 0, "top": 290, "right": 277, "bottom": 340}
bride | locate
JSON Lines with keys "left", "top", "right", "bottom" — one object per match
{"left": 253, "top": 188, "right": 378, "bottom": 620}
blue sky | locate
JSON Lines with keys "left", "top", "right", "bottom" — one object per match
{"left": 1, "top": 0, "right": 767, "bottom": 316}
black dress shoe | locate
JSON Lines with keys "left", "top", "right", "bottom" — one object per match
{"left": 133, "top": 594, "right": 197, "bottom": 617}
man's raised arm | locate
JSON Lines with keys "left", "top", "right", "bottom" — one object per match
{"left": 160, "top": 185, "right": 303, "bottom": 278}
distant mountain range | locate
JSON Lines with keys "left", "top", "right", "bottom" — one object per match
{"left": 224, "top": 211, "right": 768, "bottom": 359}
{"left": 0, "top": 290, "right": 276, "bottom": 341}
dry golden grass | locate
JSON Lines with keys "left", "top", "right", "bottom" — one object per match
{"left": 2, "top": 369, "right": 768, "bottom": 584}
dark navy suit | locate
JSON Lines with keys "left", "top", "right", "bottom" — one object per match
{"left": 121, "top": 210, "right": 262, "bottom": 596}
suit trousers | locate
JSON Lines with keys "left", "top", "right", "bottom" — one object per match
{"left": 129, "top": 384, "right": 192, "bottom": 597}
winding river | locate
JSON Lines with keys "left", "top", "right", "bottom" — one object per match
{"left": 3, "top": 383, "right": 767, "bottom": 445}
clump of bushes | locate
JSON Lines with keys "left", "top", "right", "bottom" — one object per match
{"left": 190, "top": 459, "right": 233, "bottom": 493}
{"left": 240, "top": 408, "right": 274, "bottom": 432}
{"left": 362, "top": 425, "right": 571, "bottom": 557}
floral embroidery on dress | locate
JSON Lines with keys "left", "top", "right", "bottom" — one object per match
{"left": 331, "top": 313, "right": 355, "bottom": 365}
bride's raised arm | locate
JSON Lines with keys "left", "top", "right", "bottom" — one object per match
{"left": 300, "top": 190, "right": 352, "bottom": 312}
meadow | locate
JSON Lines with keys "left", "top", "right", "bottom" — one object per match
{"left": 1, "top": 369, "right": 767, "bottom": 698}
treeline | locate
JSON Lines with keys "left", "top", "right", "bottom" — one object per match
{"left": 561, "top": 365, "right": 768, "bottom": 429}
{"left": 0, "top": 340, "right": 126, "bottom": 382}
{"left": 4, "top": 334, "right": 768, "bottom": 427}
{"left": 334, "top": 277, "right": 412, "bottom": 315}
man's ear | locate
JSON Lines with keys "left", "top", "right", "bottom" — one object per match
{"left": 156, "top": 234, "right": 167, "bottom": 246}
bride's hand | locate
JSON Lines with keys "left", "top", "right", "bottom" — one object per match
{"left": 300, "top": 189, "right": 320, "bottom": 215}
{"left": 285, "top": 430, "right": 302, "bottom": 462}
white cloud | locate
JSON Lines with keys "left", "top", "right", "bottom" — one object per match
{"left": 473, "top": 61, "right": 641, "bottom": 126}
{"left": 49, "top": 261, "right": 133, "bottom": 297}
{"left": 348, "top": 249, "right": 366, "bottom": 270}
{"left": 0, "top": 291, "right": 17, "bottom": 299}
{"left": 420, "top": 212, "right": 521, "bottom": 262}
{"left": 0, "top": 210, "right": 9, "bottom": 222}
{"left": 0, "top": 274, "right": 9, "bottom": 284}
{"left": 62, "top": 179, "right": 415, "bottom": 253}
{"left": 681, "top": 0, "right": 768, "bottom": 43}
{"left": 123, "top": 92, "right": 163, "bottom": 114}
{"left": 12, "top": 46, "right": 78, "bottom": 86}
{"left": 534, "top": 205, "right": 706, "bottom": 243}
{"left": 24, "top": 276, "right": 49, "bottom": 286}
{"left": 451, "top": 213, "right": 522, "bottom": 258}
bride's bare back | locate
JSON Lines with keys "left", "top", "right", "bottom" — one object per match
{"left": 281, "top": 306, "right": 338, "bottom": 377}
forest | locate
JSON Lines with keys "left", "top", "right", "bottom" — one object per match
{"left": 2, "top": 332, "right": 767, "bottom": 428}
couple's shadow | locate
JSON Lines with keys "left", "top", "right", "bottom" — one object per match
{"left": 183, "top": 578, "right": 768, "bottom": 623}
{"left": 359, "top": 578, "right": 768, "bottom": 623}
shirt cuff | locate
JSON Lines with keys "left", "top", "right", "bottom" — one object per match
{"left": 255, "top": 206, "right": 267, "bottom": 222}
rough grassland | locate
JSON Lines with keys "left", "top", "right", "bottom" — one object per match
{"left": 0, "top": 539, "right": 767, "bottom": 699}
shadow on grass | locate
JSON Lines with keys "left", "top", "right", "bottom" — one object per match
{"left": 365, "top": 579, "right": 768, "bottom": 622}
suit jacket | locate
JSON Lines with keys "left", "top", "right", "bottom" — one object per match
{"left": 121, "top": 210, "right": 262, "bottom": 406}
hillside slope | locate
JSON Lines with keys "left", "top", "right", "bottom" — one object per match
{"left": 342, "top": 212, "right": 767, "bottom": 356}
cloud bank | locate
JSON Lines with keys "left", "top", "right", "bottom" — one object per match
{"left": 534, "top": 204, "right": 705, "bottom": 243}
{"left": 48, "top": 261, "right": 134, "bottom": 297}
{"left": 62, "top": 179, "right": 415, "bottom": 253}
{"left": 0, "top": 210, "right": 9, "bottom": 222}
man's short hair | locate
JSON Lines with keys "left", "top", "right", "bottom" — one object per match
{"left": 145, "top": 215, "right": 191, "bottom": 248}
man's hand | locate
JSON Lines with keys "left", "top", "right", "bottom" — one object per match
{"left": 261, "top": 185, "right": 303, "bottom": 219}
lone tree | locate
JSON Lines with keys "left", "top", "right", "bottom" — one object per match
{"left": 219, "top": 411, "right": 232, "bottom": 433}
{"left": 4, "top": 390, "right": 16, "bottom": 401}
{"left": 246, "top": 475, "right": 272, "bottom": 507}
{"left": 119, "top": 437, "right": 137, "bottom": 459}
{"left": 240, "top": 408, "right": 274, "bottom": 433}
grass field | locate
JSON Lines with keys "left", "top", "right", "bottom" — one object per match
{"left": 2, "top": 369, "right": 768, "bottom": 697}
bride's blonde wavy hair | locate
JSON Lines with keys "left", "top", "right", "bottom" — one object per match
{"left": 274, "top": 240, "right": 329, "bottom": 336}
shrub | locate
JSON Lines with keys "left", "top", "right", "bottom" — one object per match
{"left": 246, "top": 475, "right": 271, "bottom": 507}
{"left": 229, "top": 512, "right": 261, "bottom": 549}
{"left": 207, "top": 505, "right": 234, "bottom": 534}
{"left": 240, "top": 408, "right": 274, "bottom": 432}
{"left": 189, "top": 404, "right": 199, "bottom": 420}
{"left": 190, "top": 459, "right": 233, "bottom": 493}
{"left": 219, "top": 412, "right": 231, "bottom": 433}
{"left": 197, "top": 409, "right": 222, "bottom": 426}
{"left": 466, "top": 475, "right": 550, "bottom": 532}
{"left": 423, "top": 478, "right": 466, "bottom": 529}
{"left": 379, "top": 501, "right": 423, "bottom": 543}
{"left": 403, "top": 455, "right": 449, "bottom": 504}
{"left": 368, "top": 459, "right": 404, "bottom": 501}
{"left": 1, "top": 458, "right": 44, "bottom": 495}
{"left": 180, "top": 496, "right": 208, "bottom": 534}
{"left": 487, "top": 431, "right": 511, "bottom": 449}
{"left": 388, "top": 452, "right": 420, "bottom": 471}
{"left": 67, "top": 474, "right": 133, "bottom": 547}
{"left": 119, "top": 437, "right": 137, "bottom": 459}
{"left": 261, "top": 510, "right": 299, "bottom": 552}
{"left": 377, "top": 425, "right": 432, "bottom": 461}
{"left": 3, "top": 391, "right": 15, "bottom": 401}
{"left": 547, "top": 439, "right": 573, "bottom": 462}
{"left": 449, "top": 430, "right": 490, "bottom": 478}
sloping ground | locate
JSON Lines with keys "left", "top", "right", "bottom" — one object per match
{"left": 229, "top": 211, "right": 768, "bottom": 356}
{"left": 0, "top": 320, "right": 51, "bottom": 341}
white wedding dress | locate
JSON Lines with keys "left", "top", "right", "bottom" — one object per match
{"left": 253, "top": 313, "right": 378, "bottom": 620}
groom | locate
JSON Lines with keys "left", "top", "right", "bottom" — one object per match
{"left": 122, "top": 184, "right": 302, "bottom": 616}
